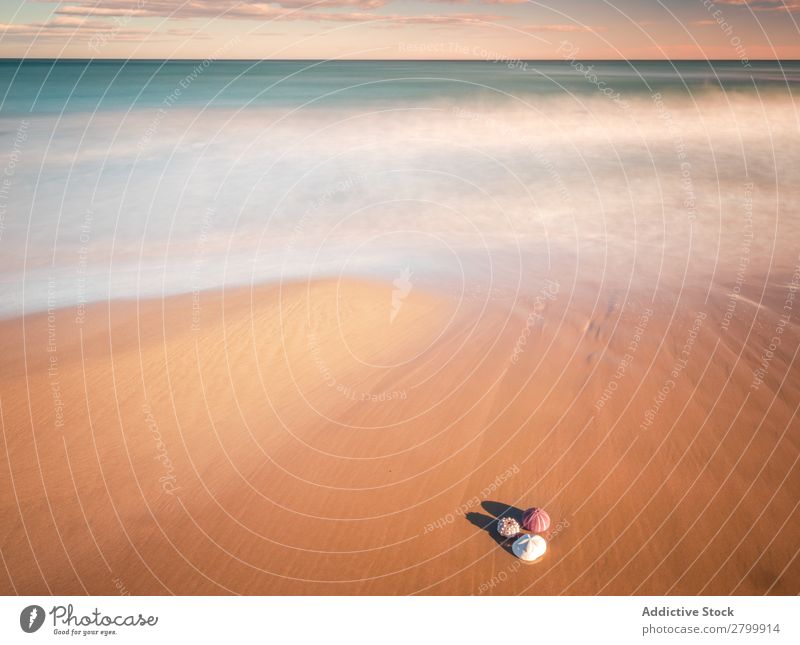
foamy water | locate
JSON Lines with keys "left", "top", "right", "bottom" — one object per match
{"left": 0, "top": 60, "right": 798, "bottom": 317}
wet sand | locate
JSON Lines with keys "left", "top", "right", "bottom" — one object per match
{"left": 1, "top": 270, "right": 799, "bottom": 595}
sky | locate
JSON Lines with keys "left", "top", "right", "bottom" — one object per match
{"left": 0, "top": 0, "right": 798, "bottom": 60}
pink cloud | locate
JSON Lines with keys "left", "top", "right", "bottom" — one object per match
{"left": 2, "top": 0, "right": 508, "bottom": 47}
{"left": 278, "top": 0, "right": 389, "bottom": 6}
{"left": 166, "top": 27, "right": 211, "bottom": 38}
{"left": 713, "top": 0, "right": 800, "bottom": 11}
{"left": 427, "top": 0, "right": 529, "bottom": 3}
{"left": 523, "top": 23, "right": 606, "bottom": 32}
{"left": 52, "top": 0, "right": 389, "bottom": 19}
{"left": 0, "top": 16, "right": 151, "bottom": 40}
{"left": 50, "top": 1, "right": 502, "bottom": 25}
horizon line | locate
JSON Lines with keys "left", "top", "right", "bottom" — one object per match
{"left": 2, "top": 57, "right": 799, "bottom": 63}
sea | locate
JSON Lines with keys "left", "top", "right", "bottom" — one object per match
{"left": 0, "top": 59, "right": 798, "bottom": 317}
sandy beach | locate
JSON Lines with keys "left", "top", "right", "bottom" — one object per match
{"left": 1, "top": 265, "right": 798, "bottom": 595}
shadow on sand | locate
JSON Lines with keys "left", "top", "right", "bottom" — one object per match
{"left": 465, "top": 500, "right": 524, "bottom": 556}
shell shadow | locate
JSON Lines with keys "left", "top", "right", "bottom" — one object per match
{"left": 482, "top": 500, "right": 524, "bottom": 523}
{"left": 465, "top": 501, "right": 525, "bottom": 556}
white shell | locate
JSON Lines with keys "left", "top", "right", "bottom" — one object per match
{"left": 512, "top": 534, "right": 547, "bottom": 562}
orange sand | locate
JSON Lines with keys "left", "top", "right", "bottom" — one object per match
{"left": 1, "top": 274, "right": 799, "bottom": 595}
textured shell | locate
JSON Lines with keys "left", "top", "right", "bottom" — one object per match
{"left": 521, "top": 508, "right": 551, "bottom": 533}
{"left": 496, "top": 517, "right": 521, "bottom": 538}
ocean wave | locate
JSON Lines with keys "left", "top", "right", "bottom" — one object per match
{"left": 0, "top": 85, "right": 798, "bottom": 317}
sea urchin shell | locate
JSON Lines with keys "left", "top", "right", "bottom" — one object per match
{"left": 521, "top": 507, "right": 550, "bottom": 533}
{"left": 496, "top": 517, "right": 521, "bottom": 538}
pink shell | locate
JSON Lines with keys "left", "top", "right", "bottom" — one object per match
{"left": 521, "top": 508, "right": 550, "bottom": 533}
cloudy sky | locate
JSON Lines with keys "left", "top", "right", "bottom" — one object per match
{"left": 1, "top": 0, "right": 798, "bottom": 59}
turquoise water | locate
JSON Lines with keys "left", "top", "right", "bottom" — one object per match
{"left": 0, "top": 60, "right": 798, "bottom": 317}
{"left": 2, "top": 59, "right": 799, "bottom": 114}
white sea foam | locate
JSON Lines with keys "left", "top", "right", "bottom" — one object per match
{"left": 0, "top": 90, "right": 797, "bottom": 317}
